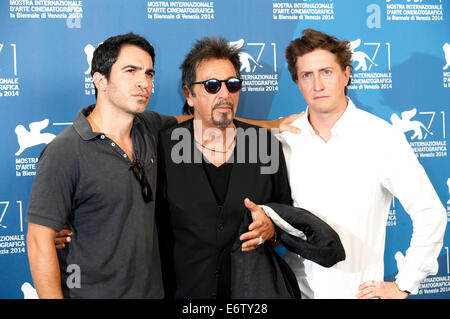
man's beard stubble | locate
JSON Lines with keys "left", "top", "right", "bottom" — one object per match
{"left": 211, "top": 100, "right": 235, "bottom": 128}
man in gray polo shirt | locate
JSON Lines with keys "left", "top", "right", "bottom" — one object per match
{"left": 26, "top": 33, "right": 178, "bottom": 298}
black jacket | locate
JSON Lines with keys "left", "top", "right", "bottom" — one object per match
{"left": 157, "top": 119, "right": 345, "bottom": 299}
{"left": 157, "top": 119, "right": 292, "bottom": 299}
{"left": 228, "top": 202, "right": 345, "bottom": 299}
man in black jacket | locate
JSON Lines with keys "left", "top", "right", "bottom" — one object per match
{"left": 156, "top": 36, "right": 345, "bottom": 299}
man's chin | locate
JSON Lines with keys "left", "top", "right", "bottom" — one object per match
{"left": 212, "top": 115, "right": 234, "bottom": 128}
{"left": 133, "top": 101, "right": 150, "bottom": 113}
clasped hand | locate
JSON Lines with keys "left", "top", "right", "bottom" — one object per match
{"left": 239, "top": 198, "right": 275, "bottom": 252}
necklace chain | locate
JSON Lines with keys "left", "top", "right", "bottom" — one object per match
{"left": 194, "top": 136, "right": 236, "bottom": 154}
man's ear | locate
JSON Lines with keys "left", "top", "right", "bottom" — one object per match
{"left": 93, "top": 72, "right": 107, "bottom": 93}
{"left": 344, "top": 65, "right": 351, "bottom": 86}
{"left": 183, "top": 85, "right": 195, "bottom": 107}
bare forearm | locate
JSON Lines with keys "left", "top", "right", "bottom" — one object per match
{"left": 236, "top": 113, "right": 303, "bottom": 133}
{"left": 27, "top": 225, "right": 63, "bottom": 298}
{"left": 173, "top": 114, "right": 193, "bottom": 123}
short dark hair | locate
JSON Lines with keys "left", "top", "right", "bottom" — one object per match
{"left": 285, "top": 29, "right": 352, "bottom": 94}
{"left": 91, "top": 32, "right": 155, "bottom": 97}
{"left": 180, "top": 36, "right": 241, "bottom": 114}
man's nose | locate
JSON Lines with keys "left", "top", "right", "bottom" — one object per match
{"left": 217, "top": 82, "right": 231, "bottom": 97}
{"left": 137, "top": 74, "right": 150, "bottom": 89}
{"left": 313, "top": 74, "right": 324, "bottom": 91}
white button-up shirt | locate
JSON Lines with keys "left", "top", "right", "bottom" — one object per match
{"left": 277, "top": 98, "right": 446, "bottom": 299}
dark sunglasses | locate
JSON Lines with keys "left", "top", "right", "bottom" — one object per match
{"left": 191, "top": 77, "right": 243, "bottom": 94}
{"left": 131, "top": 160, "right": 153, "bottom": 202}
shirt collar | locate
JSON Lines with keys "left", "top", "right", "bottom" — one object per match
{"left": 299, "top": 107, "right": 316, "bottom": 137}
{"left": 297, "top": 97, "right": 358, "bottom": 139}
{"left": 330, "top": 97, "right": 357, "bottom": 136}
{"left": 73, "top": 105, "right": 145, "bottom": 141}
{"left": 72, "top": 105, "right": 100, "bottom": 141}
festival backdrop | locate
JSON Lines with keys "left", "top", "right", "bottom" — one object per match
{"left": 0, "top": 0, "right": 449, "bottom": 299}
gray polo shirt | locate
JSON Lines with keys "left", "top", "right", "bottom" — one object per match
{"left": 26, "top": 105, "right": 176, "bottom": 299}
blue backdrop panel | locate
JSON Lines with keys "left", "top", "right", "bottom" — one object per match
{"left": 0, "top": 0, "right": 448, "bottom": 299}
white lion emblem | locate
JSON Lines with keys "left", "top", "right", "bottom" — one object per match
{"left": 390, "top": 108, "right": 433, "bottom": 140}
{"left": 349, "top": 39, "right": 378, "bottom": 72}
{"left": 228, "top": 39, "right": 263, "bottom": 73}
{"left": 443, "top": 43, "right": 450, "bottom": 70}
{"left": 84, "top": 44, "right": 95, "bottom": 75}
{"left": 14, "top": 119, "right": 56, "bottom": 156}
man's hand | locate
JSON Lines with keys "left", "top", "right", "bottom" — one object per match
{"left": 277, "top": 112, "right": 304, "bottom": 134}
{"left": 356, "top": 281, "right": 409, "bottom": 299}
{"left": 240, "top": 198, "right": 275, "bottom": 252}
{"left": 55, "top": 225, "right": 72, "bottom": 249}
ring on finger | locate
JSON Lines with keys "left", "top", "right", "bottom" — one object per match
{"left": 257, "top": 236, "right": 264, "bottom": 246}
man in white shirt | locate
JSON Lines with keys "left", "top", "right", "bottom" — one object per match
{"left": 277, "top": 29, "right": 447, "bottom": 299}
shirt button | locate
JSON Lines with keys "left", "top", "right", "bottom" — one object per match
{"left": 111, "top": 142, "right": 116, "bottom": 147}
{"left": 123, "top": 154, "right": 127, "bottom": 158}
{"left": 100, "top": 134, "right": 105, "bottom": 139}
{"left": 150, "top": 158, "right": 154, "bottom": 163}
